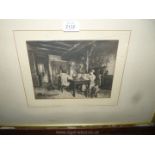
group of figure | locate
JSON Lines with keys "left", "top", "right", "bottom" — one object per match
{"left": 58, "top": 69, "right": 100, "bottom": 98}
{"left": 38, "top": 63, "right": 109, "bottom": 98}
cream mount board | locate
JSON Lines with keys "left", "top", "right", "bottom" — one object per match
{"left": 14, "top": 30, "right": 130, "bottom": 107}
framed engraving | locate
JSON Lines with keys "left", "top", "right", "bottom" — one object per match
{"left": 14, "top": 30, "right": 130, "bottom": 106}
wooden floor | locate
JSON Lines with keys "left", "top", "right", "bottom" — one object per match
{"left": 35, "top": 88, "right": 111, "bottom": 99}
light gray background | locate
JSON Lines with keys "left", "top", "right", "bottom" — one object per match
{"left": 0, "top": 20, "right": 155, "bottom": 125}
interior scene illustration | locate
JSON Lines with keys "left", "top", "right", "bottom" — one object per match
{"left": 26, "top": 40, "right": 118, "bottom": 99}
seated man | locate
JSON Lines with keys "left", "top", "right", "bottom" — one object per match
{"left": 59, "top": 70, "right": 71, "bottom": 92}
{"left": 89, "top": 69, "right": 96, "bottom": 89}
{"left": 88, "top": 69, "right": 100, "bottom": 98}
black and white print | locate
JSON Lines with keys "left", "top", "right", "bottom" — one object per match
{"left": 26, "top": 40, "right": 118, "bottom": 99}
